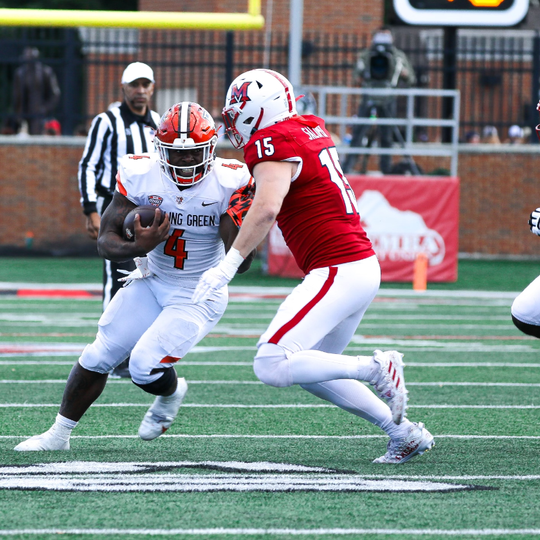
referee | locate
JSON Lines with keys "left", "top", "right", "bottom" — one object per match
{"left": 78, "top": 61, "right": 160, "bottom": 377}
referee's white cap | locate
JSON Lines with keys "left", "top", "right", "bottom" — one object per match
{"left": 122, "top": 62, "right": 155, "bottom": 84}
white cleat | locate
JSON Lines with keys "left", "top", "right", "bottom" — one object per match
{"left": 14, "top": 428, "right": 70, "bottom": 452}
{"left": 373, "top": 422, "right": 435, "bottom": 464}
{"left": 370, "top": 349, "right": 408, "bottom": 425}
{"left": 138, "top": 377, "right": 188, "bottom": 441}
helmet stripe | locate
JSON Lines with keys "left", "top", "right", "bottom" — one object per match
{"left": 179, "top": 102, "right": 190, "bottom": 138}
{"left": 260, "top": 69, "right": 294, "bottom": 113}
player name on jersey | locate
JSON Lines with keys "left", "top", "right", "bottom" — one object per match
{"left": 301, "top": 125, "right": 328, "bottom": 141}
{"left": 168, "top": 212, "right": 217, "bottom": 227}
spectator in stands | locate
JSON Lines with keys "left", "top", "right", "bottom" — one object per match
{"left": 1, "top": 116, "right": 21, "bottom": 135}
{"left": 12, "top": 47, "right": 61, "bottom": 135}
{"left": 464, "top": 130, "right": 480, "bottom": 144}
{"left": 505, "top": 125, "right": 525, "bottom": 144}
{"left": 44, "top": 119, "right": 61, "bottom": 136}
{"left": 481, "top": 125, "right": 501, "bottom": 144}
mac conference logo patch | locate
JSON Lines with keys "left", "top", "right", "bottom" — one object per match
{"left": 148, "top": 195, "right": 163, "bottom": 207}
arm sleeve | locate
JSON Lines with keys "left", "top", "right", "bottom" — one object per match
{"left": 78, "top": 115, "right": 111, "bottom": 215}
{"left": 226, "top": 176, "right": 255, "bottom": 228}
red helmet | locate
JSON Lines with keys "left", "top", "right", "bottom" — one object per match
{"left": 155, "top": 102, "right": 218, "bottom": 187}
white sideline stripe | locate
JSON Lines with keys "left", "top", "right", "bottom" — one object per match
{"left": 2, "top": 434, "right": 540, "bottom": 440}
{"left": 220, "top": 314, "right": 514, "bottom": 321}
{"left": 0, "top": 528, "right": 539, "bottom": 536}
{"left": 2, "top": 379, "right": 540, "bottom": 388}
{"left": 0, "top": 282, "right": 521, "bottom": 299}
{"left": 1, "top": 403, "right": 540, "bottom": 409}
{"left": 406, "top": 363, "right": 540, "bottom": 367}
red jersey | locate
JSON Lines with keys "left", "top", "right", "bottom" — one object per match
{"left": 244, "top": 115, "right": 375, "bottom": 274}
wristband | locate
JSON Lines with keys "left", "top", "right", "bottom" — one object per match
{"left": 222, "top": 247, "right": 245, "bottom": 278}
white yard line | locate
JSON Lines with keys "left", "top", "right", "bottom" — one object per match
{"left": 1, "top": 403, "right": 539, "bottom": 409}
{"left": 1, "top": 380, "right": 540, "bottom": 387}
{"left": 2, "top": 433, "right": 540, "bottom": 440}
{"left": 2, "top": 360, "right": 540, "bottom": 366}
{"left": 0, "top": 528, "right": 539, "bottom": 536}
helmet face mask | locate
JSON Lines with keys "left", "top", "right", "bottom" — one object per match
{"left": 155, "top": 102, "right": 217, "bottom": 187}
{"left": 222, "top": 69, "right": 297, "bottom": 149}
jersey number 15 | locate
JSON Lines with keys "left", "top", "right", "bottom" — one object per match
{"left": 319, "top": 147, "right": 359, "bottom": 215}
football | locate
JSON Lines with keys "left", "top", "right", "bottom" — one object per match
{"left": 123, "top": 205, "right": 165, "bottom": 241}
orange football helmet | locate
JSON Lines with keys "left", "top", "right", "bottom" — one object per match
{"left": 155, "top": 102, "right": 218, "bottom": 187}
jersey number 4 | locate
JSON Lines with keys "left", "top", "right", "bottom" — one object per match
{"left": 319, "top": 147, "right": 359, "bottom": 215}
{"left": 164, "top": 229, "right": 188, "bottom": 269}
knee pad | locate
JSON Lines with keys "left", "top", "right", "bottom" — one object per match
{"left": 511, "top": 314, "right": 540, "bottom": 339}
{"left": 79, "top": 336, "right": 124, "bottom": 374}
{"left": 132, "top": 367, "right": 177, "bottom": 396}
{"left": 254, "top": 343, "right": 292, "bottom": 387}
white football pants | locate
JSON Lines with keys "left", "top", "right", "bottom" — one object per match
{"left": 254, "top": 256, "right": 406, "bottom": 437}
{"left": 511, "top": 274, "right": 540, "bottom": 326}
{"left": 79, "top": 277, "right": 227, "bottom": 386}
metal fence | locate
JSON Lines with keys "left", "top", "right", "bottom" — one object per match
{"left": 304, "top": 86, "right": 460, "bottom": 176}
{"left": 0, "top": 26, "right": 538, "bottom": 141}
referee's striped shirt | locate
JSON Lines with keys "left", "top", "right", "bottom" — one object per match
{"left": 78, "top": 101, "right": 160, "bottom": 215}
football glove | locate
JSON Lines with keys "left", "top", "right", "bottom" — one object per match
{"left": 118, "top": 256, "right": 152, "bottom": 286}
{"left": 529, "top": 208, "right": 540, "bottom": 236}
{"left": 191, "top": 248, "right": 244, "bottom": 304}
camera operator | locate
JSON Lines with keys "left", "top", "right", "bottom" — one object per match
{"left": 343, "top": 27, "right": 416, "bottom": 174}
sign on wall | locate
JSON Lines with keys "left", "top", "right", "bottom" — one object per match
{"left": 266, "top": 175, "right": 460, "bottom": 283}
{"left": 393, "top": 0, "right": 529, "bottom": 26}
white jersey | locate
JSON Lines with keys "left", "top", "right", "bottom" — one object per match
{"left": 117, "top": 153, "right": 252, "bottom": 284}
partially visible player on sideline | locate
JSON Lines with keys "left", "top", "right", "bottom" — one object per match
{"left": 192, "top": 69, "right": 434, "bottom": 464}
{"left": 511, "top": 100, "right": 540, "bottom": 337}
{"left": 15, "top": 102, "right": 255, "bottom": 451}
{"left": 78, "top": 62, "right": 160, "bottom": 378}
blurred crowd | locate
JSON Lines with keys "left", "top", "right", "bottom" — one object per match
{"left": 463, "top": 124, "right": 532, "bottom": 145}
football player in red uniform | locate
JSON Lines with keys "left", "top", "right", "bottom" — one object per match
{"left": 193, "top": 69, "right": 434, "bottom": 464}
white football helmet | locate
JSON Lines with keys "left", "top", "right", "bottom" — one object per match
{"left": 222, "top": 69, "right": 297, "bottom": 149}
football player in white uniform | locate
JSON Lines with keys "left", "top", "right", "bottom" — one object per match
{"left": 15, "top": 102, "right": 255, "bottom": 451}
{"left": 512, "top": 208, "right": 540, "bottom": 336}
{"left": 511, "top": 101, "right": 540, "bottom": 339}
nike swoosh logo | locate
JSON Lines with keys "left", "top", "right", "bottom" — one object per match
{"left": 202, "top": 201, "right": 218, "bottom": 207}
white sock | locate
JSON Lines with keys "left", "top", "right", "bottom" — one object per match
{"left": 300, "top": 380, "right": 412, "bottom": 439}
{"left": 356, "top": 355, "right": 379, "bottom": 382}
{"left": 49, "top": 414, "right": 77, "bottom": 441}
{"left": 385, "top": 419, "right": 413, "bottom": 440}
{"left": 288, "top": 350, "right": 376, "bottom": 384}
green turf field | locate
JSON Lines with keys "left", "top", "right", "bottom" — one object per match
{"left": 0, "top": 257, "right": 539, "bottom": 539}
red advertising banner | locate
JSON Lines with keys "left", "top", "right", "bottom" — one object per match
{"left": 267, "top": 175, "right": 460, "bottom": 282}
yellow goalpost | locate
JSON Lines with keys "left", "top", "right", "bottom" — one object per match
{"left": 0, "top": 0, "right": 264, "bottom": 30}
